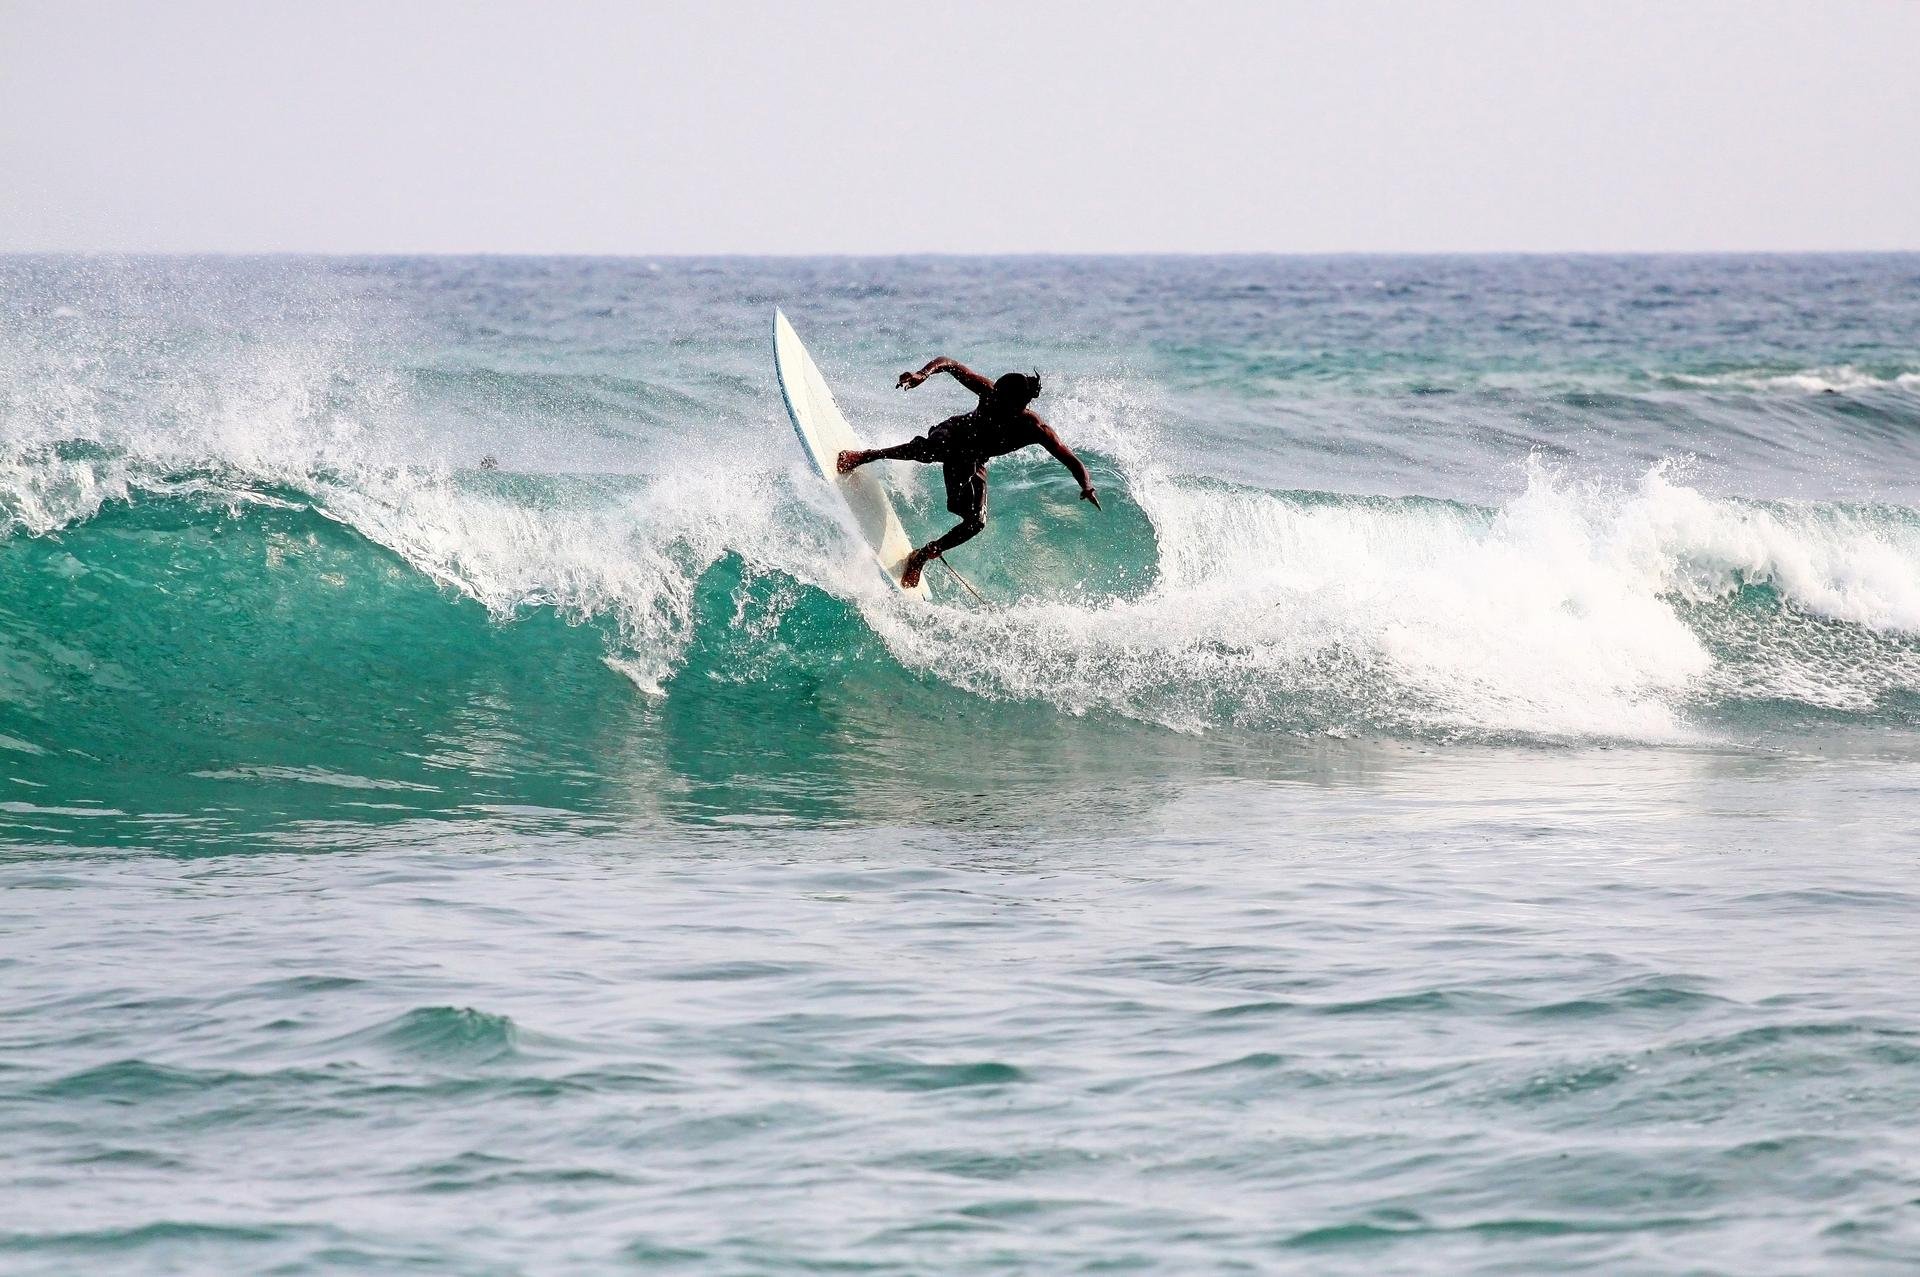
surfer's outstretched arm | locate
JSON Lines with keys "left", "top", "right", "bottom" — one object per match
{"left": 1035, "top": 422, "right": 1101, "bottom": 509}
{"left": 898, "top": 357, "right": 993, "bottom": 398}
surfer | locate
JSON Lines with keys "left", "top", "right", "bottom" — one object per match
{"left": 837, "top": 358, "right": 1100, "bottom": 587}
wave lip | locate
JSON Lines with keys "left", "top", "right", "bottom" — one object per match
{"left": 330, "top": 1006, "right": 522, "bottom": 1066}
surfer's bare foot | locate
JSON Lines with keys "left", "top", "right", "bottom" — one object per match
{"left": 901, "top": 546, "right": 933, "bottom": 588}
{"left": 836, "top": 449, "right": 865, "bottom": 474}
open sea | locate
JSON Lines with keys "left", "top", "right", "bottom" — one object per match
{"left": 2, "top": 253, "right": 1918, "bottom": 1274}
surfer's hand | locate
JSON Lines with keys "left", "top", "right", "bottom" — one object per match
{"left": 897, "top": 370, "right": 927, "bottom": 390}
{"left": 1081, "top": 485, "right": 1101, "bottom": 511}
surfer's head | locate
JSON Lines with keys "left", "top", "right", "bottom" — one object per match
{"left": 992, "top": 371, "right": 1042, "bottom": 410}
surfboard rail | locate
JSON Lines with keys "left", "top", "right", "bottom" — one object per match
{"left": 772, "top": 310, "right": 929, "bottom": 599}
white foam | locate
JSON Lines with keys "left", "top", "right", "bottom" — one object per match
{"left": 870, "top": 461, "right": 1695, "bottom": 740}
{"left": 862, "top": 432, "right": 1920, "bottom": 741}
{"left": 1670, "top": 365, "right": 1920, "bottom": 394}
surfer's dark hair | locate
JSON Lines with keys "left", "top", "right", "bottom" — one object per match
{"left": 994, "top": 371, "right": 1042, "bottom": 404}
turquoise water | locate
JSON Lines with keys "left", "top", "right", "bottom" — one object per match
{"left": 2, "top": 255, "right": 1919, "bottom": 1272}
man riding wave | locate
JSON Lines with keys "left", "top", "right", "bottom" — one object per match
{"left": 837, "top": 357, "right": 1100, "bottom": 587}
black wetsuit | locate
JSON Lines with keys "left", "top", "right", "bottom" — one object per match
{"left": 844, "top": 375, "right": 1093, "bottom": 587}
{"left": 889, "top": 408, "right": 1046, "bottom": 527}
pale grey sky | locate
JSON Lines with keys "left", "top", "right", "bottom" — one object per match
{"left": 2, "top": 0, "right": 1916, "bottom": 254}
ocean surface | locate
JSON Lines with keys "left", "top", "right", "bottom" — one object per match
{"left": 2, "top": 254, "right": 1918, "bottom": 1274}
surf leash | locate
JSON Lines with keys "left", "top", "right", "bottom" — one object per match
{"left": 934, "top": 552, "right": 991, "bottom": 608}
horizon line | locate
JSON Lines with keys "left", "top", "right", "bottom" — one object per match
{"left": 4, "top": 247, "right": 1919, "bottom": 260}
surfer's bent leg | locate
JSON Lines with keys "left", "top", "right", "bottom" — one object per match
{"left": 837, "top": 436, "right": 942, "bottom": 474}
{"left": 901, "top": 459, "right": 988, "bottom": 588}
{"left": 839, "top": 418, "right": 960, "bottom": 474}
{"left": 901, "top": 517, "right": 986, "bottom": 589}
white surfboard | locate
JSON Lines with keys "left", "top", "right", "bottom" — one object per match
{"left": 773, "top": 310, "right": 929, "bottom": 600}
